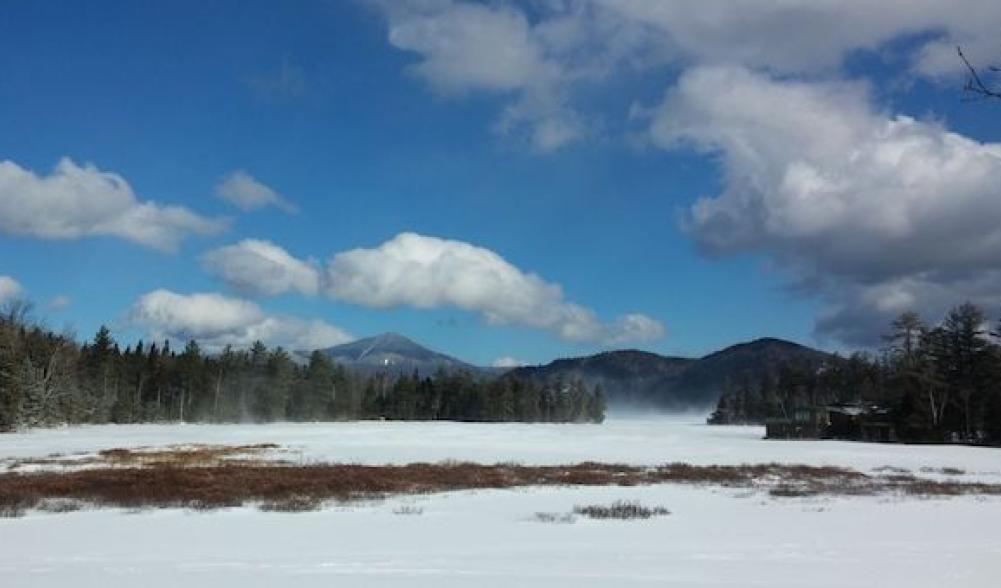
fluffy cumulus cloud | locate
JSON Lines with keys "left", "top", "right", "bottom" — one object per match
{"left": 202, "top": 239, "right": 320, "bottom": 297}
{"left": 648, "top": 65, "right": 1001, "bottom": 343}
{"left": 130, "top": 289, "right": 352, "bottom": 351}
{"left": 373, "top": 0, "right": 590, "bottom": 151}
{"left": 593, "top": 0, "right": 1001, "bottom": 76}
{"left": 384, "top": 1, "right": 554, "bottom": 95}
{"left": 324, "top": 232, "right": 664, "bottom": 344}
{"left": 370, "top": 0, "right": 1001, "bottom": 151}
{"left": 215, "top": 170, "right": 297, "bottom": 213}
{"left": 0, "top": 158, "right": 224, "bottom": 251}
{"left": 0, "top": 275, "right": 23, "bottom": 305}
{"left": 203, "top": 233, "right": 664, "bottom": 345}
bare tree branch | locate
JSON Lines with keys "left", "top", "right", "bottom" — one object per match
{"left": 958, "top": 45, "right": 1001, "bottom": 100}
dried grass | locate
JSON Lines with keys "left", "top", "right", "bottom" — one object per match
{"left": 258, "top": 494, "right": 323, "bottom": 513}
{"left": 1, "top": 448, "right": 998, "bottom": 515}
{"left": 5, "top": 443, "right": 283, "bottom": 471}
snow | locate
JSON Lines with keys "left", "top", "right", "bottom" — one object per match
{"left": 3, "top": 485, "right": 1000, "bottom": 587}
{"left": 3, "top": 416, "right": 999, "bottom": 479}
{"left": 2, "top": 416, "right": 1001, "bottom": 586}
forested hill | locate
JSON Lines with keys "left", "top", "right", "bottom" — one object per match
{"left": 1, "top": 294, "right": 830, "bottom": 428}
{"left": 508, "top": 338, "right": 831, "bottom": 409}
{"left": 0, "top": 309, "right": 605, "bottom": 430}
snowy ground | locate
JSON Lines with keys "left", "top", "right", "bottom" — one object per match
{"left": 3, "top": 416, "right": 1001, "bottom": 586}
{"left": 4, "top": 416, "right": 1001, "bottom": 477}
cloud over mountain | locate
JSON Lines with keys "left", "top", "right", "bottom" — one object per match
{"left": 204, "top": 232, "right": 665, "bottom": 345}
{"left": 325, "top": 232, "right": 664, "bottom": 344}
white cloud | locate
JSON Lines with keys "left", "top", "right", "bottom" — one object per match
{"left": 324, "top": 232, "right": 665, "bottom": 344}
{"left": 593, "top": 0, "right": 1001, "bottom": 76}
{"left": 202, "top": 232, "right": 664, "bottom": 344}
{"left": 216, "top": 170, "right": 297, "bottom": 213}
{"left": 130, "top": 289, "right": 352, "bottom": 351}
{"left": 492, "top": 356, "right": 526, "bottom": 368}
{"left": 0, "top": 276, "right": 23, "bottom": 305}
{"left": 384, "top": 1, "right": 555, "bottom": 95}
{"left": 374, "top": 0, "right": 586, "bottom": 151}
{"left": 367, "top": 2, "right": 1001, "bottom": 339}
{"left": 202, "top": 239, "right": 320, "bottom": 297}
{"left": 0, "top": 158, "right": 224, "bottom": 251}
{"left": 371, "top": 1, "right": 1001, "bottom": 151}
{"left": 648, "top": 65, "right": 1001, "bottom": 343}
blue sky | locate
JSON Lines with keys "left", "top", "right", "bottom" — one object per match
{"left": 2, "top": 1, "right": 1001, "bottom": 366}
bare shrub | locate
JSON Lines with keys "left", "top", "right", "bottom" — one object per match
{"left": 392, "top": 505, "right": 424, "bottom": 515}
{"left": 0, "top": 491, "right": 38, "bottom": 518}
{"left": 258, "top": 494, "right": 323, "bottom": 513}
{"left": 769, "top": 485, "right": 819, "bottom": 498}
{"left": 0, "top": 504, "right": 26, "bottom": 517}
{"left": 36, "top": 498, "right": 84, "bottom": 513}
{"left": 919, "top": 466, "right": 966, "bottom": 476}
{"left": 534, "top": 511, "right": 576, "bottom": 524}
{"left": 573, "top": 501, "right": 670, "bottom": 520}
{"left": 873, "top": 466, "right": 911, "bottom": 474}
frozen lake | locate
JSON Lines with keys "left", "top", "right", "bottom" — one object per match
{"left": 3, "top": 415, "right": 999, "bottom": 478}
{"left": 2, "top": 417, "right": 1001, "bottom": 587}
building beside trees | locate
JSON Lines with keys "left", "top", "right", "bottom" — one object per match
{"left": 710, "top": 302, "right": 1001, "bottom": 446}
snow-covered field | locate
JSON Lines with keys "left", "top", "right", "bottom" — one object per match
{"left": 4, "top": 416, "right": 1001, "bottom": 476}
{"left": 3, "top": 416, "right": 1001, "bottom": 587}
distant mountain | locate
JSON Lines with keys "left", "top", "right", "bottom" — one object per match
{"left": 507, "top": 350, "right": 694, "bottom": 406}
{"left": 508, "top": 337, "right": 832, "bottom": 409}
{"left": 316, "top": 332, "right": 486, "bottom": 377}
{"left": 311, "top": 333, "right": 832, "bottom": 408}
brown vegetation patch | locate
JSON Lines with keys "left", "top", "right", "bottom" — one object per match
{"left": 0, "top": 456, "right": 998, "bottom": 515}
{"left": 6, "top": 443, "right": 284, "bottom": 471}
{"left": 96, "top": 443, "right": 283, "bottom": 468}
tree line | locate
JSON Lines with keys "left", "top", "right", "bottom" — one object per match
{"left": 0, "top": 302, "right": 605, "bottom": 431}
{"left": 709, "top": 302, "right": 1001, "bottom": 445}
